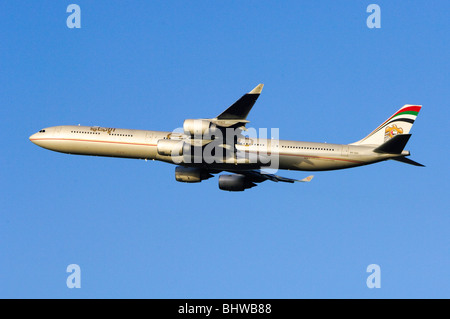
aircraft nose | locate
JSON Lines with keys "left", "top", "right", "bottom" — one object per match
{"left": 29, "top": 132, "right": 38, "bottom": 144}
{"left": 30, "top": 128, "right": 55, "bottom": 148}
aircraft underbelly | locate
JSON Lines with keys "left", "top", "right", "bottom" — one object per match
{"left": 278, "top": 154, "right": 364, "bottom": 171}
{"left": 42, "top": 139, "right": 156, "bottom": 159}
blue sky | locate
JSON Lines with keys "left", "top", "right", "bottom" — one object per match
{"left": 1, "top": 1, "right": 449, "bottom": 298}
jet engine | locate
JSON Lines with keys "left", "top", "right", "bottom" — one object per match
{"left": 218, "top": 174, "right": 257, "bottom": 191}
{"left": 157, "top": 139, "right": 184, "bottom": 156}
{"left": 183, "top": 119, "right": 218, "bottom": 137}
{"left": 175, "top": 166, "right": 213, "bottom": 183}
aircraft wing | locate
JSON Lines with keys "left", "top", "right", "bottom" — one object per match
{"left": 228, "top": 169, "right": 314, "bottom": 184}
{"left": 212, "top": 84, "right": 264, "bottom": 127}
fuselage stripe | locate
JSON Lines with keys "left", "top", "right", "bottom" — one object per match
{"left": 29, "top": 137, "right": 157, "bottom": 147}
{"left": 244, "top": 150, "right": 365, "bottom": 164}
{"left": 31, "top": 138, "right": 364, "bottom": 164}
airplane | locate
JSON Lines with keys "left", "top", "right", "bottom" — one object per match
{"left": 29, "top": 84, "right": 423, "bottom": 191}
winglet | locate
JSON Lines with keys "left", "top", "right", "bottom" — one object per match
{"left": 299, "top": 175, "right": 314, "bottom": 182}
{"left": 249, "top": 84, "right": 264, "bottom": 94}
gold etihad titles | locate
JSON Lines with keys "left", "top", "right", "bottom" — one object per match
{"left": 90, "top": 127, "right": 116, "bottom": 135}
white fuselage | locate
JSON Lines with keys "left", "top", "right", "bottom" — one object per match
{"left": 29, "top": 125, "right": 401, "bottom": 171}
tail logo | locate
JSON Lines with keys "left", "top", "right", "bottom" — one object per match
{"left": 384, "top": 124, "right": 403, "bottom": 141}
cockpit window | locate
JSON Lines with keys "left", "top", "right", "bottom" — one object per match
{"left": 39, "top": 130, "right": 46, "bottom": 133}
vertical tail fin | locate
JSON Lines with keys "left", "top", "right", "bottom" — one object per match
{"left": 351, "top": 105, "right": 422, "bottom": 146}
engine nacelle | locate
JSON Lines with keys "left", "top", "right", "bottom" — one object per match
{"left": 183, "top": 119, "right": 218, "bottom": 137}
{"left": 175, "top": 166, "right": 213, "bottom": 183}
{"left": 218, "top": 174, "right": 256, "bottom": 191}
{"left": 157, "top": 139, "right": 184, "bottom": 156}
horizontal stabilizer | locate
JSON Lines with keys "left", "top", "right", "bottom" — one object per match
{"left": 373, "top": 134, "right": 411, "bottom": 154}
{"left": 392, "top": 157, "right": 425, "bottom": 167}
